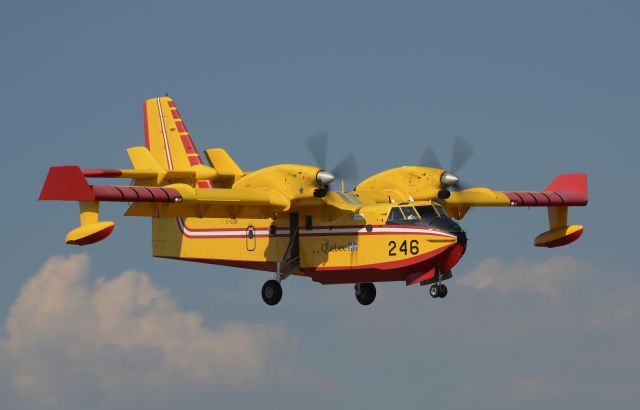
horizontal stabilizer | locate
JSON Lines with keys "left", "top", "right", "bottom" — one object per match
{"left": 204, "top": 148, "right": 244, "bottom": 184}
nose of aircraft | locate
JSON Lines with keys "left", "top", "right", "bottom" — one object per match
{"left": 438, "top": 228, "right": 468, "bottom": 273}
{"left": 426, "top": 217, "right": 467, "bottom": 252}
{"left": 454, "top": 230, "right": 467, "bottom": 252}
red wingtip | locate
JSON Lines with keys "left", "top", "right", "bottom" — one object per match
{"left": 545, "top": 174, "right": 588, "bottom": 197}
{"left": 39, "top": 165, "right": 95, "bottom": 201}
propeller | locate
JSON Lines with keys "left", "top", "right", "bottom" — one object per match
{"left": 306, "top": 132, "right": 359, "bottom": 194}
{"left": 450, "top": 135, "right": 474, "bottom": 174}
{"left": 419, "top": 135, "right": 474, "bottom": 198}
{"left": 419, "top": 146, "right": 443, "bottom": 170}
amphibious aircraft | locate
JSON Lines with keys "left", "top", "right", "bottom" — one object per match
{"left": 39, "top": 96, "right": 588, "bottom": 305}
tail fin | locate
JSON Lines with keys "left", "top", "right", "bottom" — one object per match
{"left": 143, "top": 96, "right": 213, "bottom": 188}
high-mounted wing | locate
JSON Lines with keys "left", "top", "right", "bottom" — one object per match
{"left": 440, "top": 174, "right": 588, "bottom": 248}
{"left": 356, "top": 167, "right": 588, "bottom": 248}
{"left": 442, "top": 174, "right": 588, "bottom": 210}
{"left": 39, "top": 164, "right": 290, "bottom": 245}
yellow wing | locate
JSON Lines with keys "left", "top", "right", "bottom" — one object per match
{"left": 39, "top": 165, "right": 290, "bottom": 245}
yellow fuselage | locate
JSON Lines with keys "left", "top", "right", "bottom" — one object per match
{"left": 152, "top": 196, "right": 464, "bottom": 285}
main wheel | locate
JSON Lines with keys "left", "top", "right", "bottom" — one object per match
{"left": 355, "top": 283, "right": 376, "bottom": 305}
{"left": 438, "top": 284, "right": 448, "bottom": 298}
{"left": 429, "top": 284, "right": 439, "bottom": 298}
{"left": 261, "top": 280, "right": 282, "bottom": 306}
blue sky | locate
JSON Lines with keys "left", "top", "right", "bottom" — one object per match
{"left": 1, "top": 1, "right": 639, "bottom": 409}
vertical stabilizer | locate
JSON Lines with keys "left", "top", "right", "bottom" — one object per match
{"left": 143, "top": 96, "right": 212, "bottom": 188}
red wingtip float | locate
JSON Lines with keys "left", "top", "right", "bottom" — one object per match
{"left": 39, "top": 96, "right": 588, "bottom": 305}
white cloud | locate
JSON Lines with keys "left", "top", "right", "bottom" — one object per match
{"left": 457, "top": 255, "right": 589, "bottom": 298}
{"left": 585, "top": 283, "right": 640, "bottom": 330}
{"left": 0, "top": 254, "right": 302, "bottom": 409}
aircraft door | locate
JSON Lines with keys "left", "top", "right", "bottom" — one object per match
{"left": 289, "top": 213, "right": 299, "bottom": 260}
{"left": 246, "top": 225, "right": 256, "bottom": 251}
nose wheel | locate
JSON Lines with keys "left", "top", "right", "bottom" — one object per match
{"left": 429, "top": 269, "right": 449, "bottom": 299}
{"left": 355, "top": 283, "right": 376, "bottom": 305}
{"left": 429, "top": 284, "right": 448, "bottom": 298}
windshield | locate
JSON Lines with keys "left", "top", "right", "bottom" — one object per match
{"left": 385, "top": 203, "right": 462, "bottom": 232}
{"left": 386, "top": 207, "right": 404, "bottom": 223}
{"left": 434, "top": 204, "right": 448, "bottom": 217}
{"left": 415, "top": 205, "right": 439, "bottom": 219}
{"left": 401, "top": 206, "right": 419, "bottom": 220}
{"left": 388, "top": 205, "right": 435, "bottom": 224}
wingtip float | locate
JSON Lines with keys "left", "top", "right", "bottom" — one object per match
{"left": 39, "top": 96, "right": 588, "bottom": 306}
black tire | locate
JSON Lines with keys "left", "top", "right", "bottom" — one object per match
{"left": 438, "top": 284, "right": 448, "bottom": 298}
{"left": 261, "top": 280, "right": 282, "bottom": 306}
{"left": 429, "top": 284, "right": 439, "bottom": 298}
{"left": 355, "top": 283, "right": 376, "bottom": 305}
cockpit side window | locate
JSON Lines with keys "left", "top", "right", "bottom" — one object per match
{"left": 415, "top": 205, "right": 437, "bottom": 219}
{"left": 401, "top": 206, "right": 419, "bottom": 220}
{"left": 434, "top": 205, "right": 448, "bottom": 218}
{"left": 386, "top": 207, "right": 404, "bottom": 223}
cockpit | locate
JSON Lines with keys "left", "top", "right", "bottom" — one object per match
{"left": 385, "top": 203, "right": 466, "bottom": 247}
{"left": 386, "top": 204, "right": 449, "bottom": 225}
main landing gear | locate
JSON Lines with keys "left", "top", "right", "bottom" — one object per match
{"left": 262, "top": 259, "right": 296, "bottom": 306}
{"left": 261, "top": 280, "right": 283, "bottom": 306}
{"left": 355, "top": 283, "right": 376, "bottom": 305}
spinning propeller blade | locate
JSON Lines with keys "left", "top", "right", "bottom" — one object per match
{"left": 420, "top": 146, "right": 443, "bottom": 169}
{"left": 451, "top": 135, "right": 474, "bottom": 173}
{"left": 420, "top": 135, "right": 474, "bottom": 192}
{"left": 332, "top": 152, "right": 359, "bottom": 184}
{"left": 306, "top": 132, "right": 358, "bottom": 187}
{"left": 306, "top": 132, "right": 328, "bottom": 170}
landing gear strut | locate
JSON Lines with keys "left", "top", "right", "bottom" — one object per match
{"left": 429, "top": 268, "right": 449, "bottom": 299}
{"left": 355, "top": 282, "right": 376, "bottom": 305}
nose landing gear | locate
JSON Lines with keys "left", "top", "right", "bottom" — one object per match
{"left": 429, "top": 283, "right": 448, "bottom": 298}
{"left": 428, "top": 268, "right": 450, "bottom": 299}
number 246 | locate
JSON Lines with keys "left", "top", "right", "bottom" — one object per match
{"left": 388, "top": 240, "right": 419, "bottom": 256}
